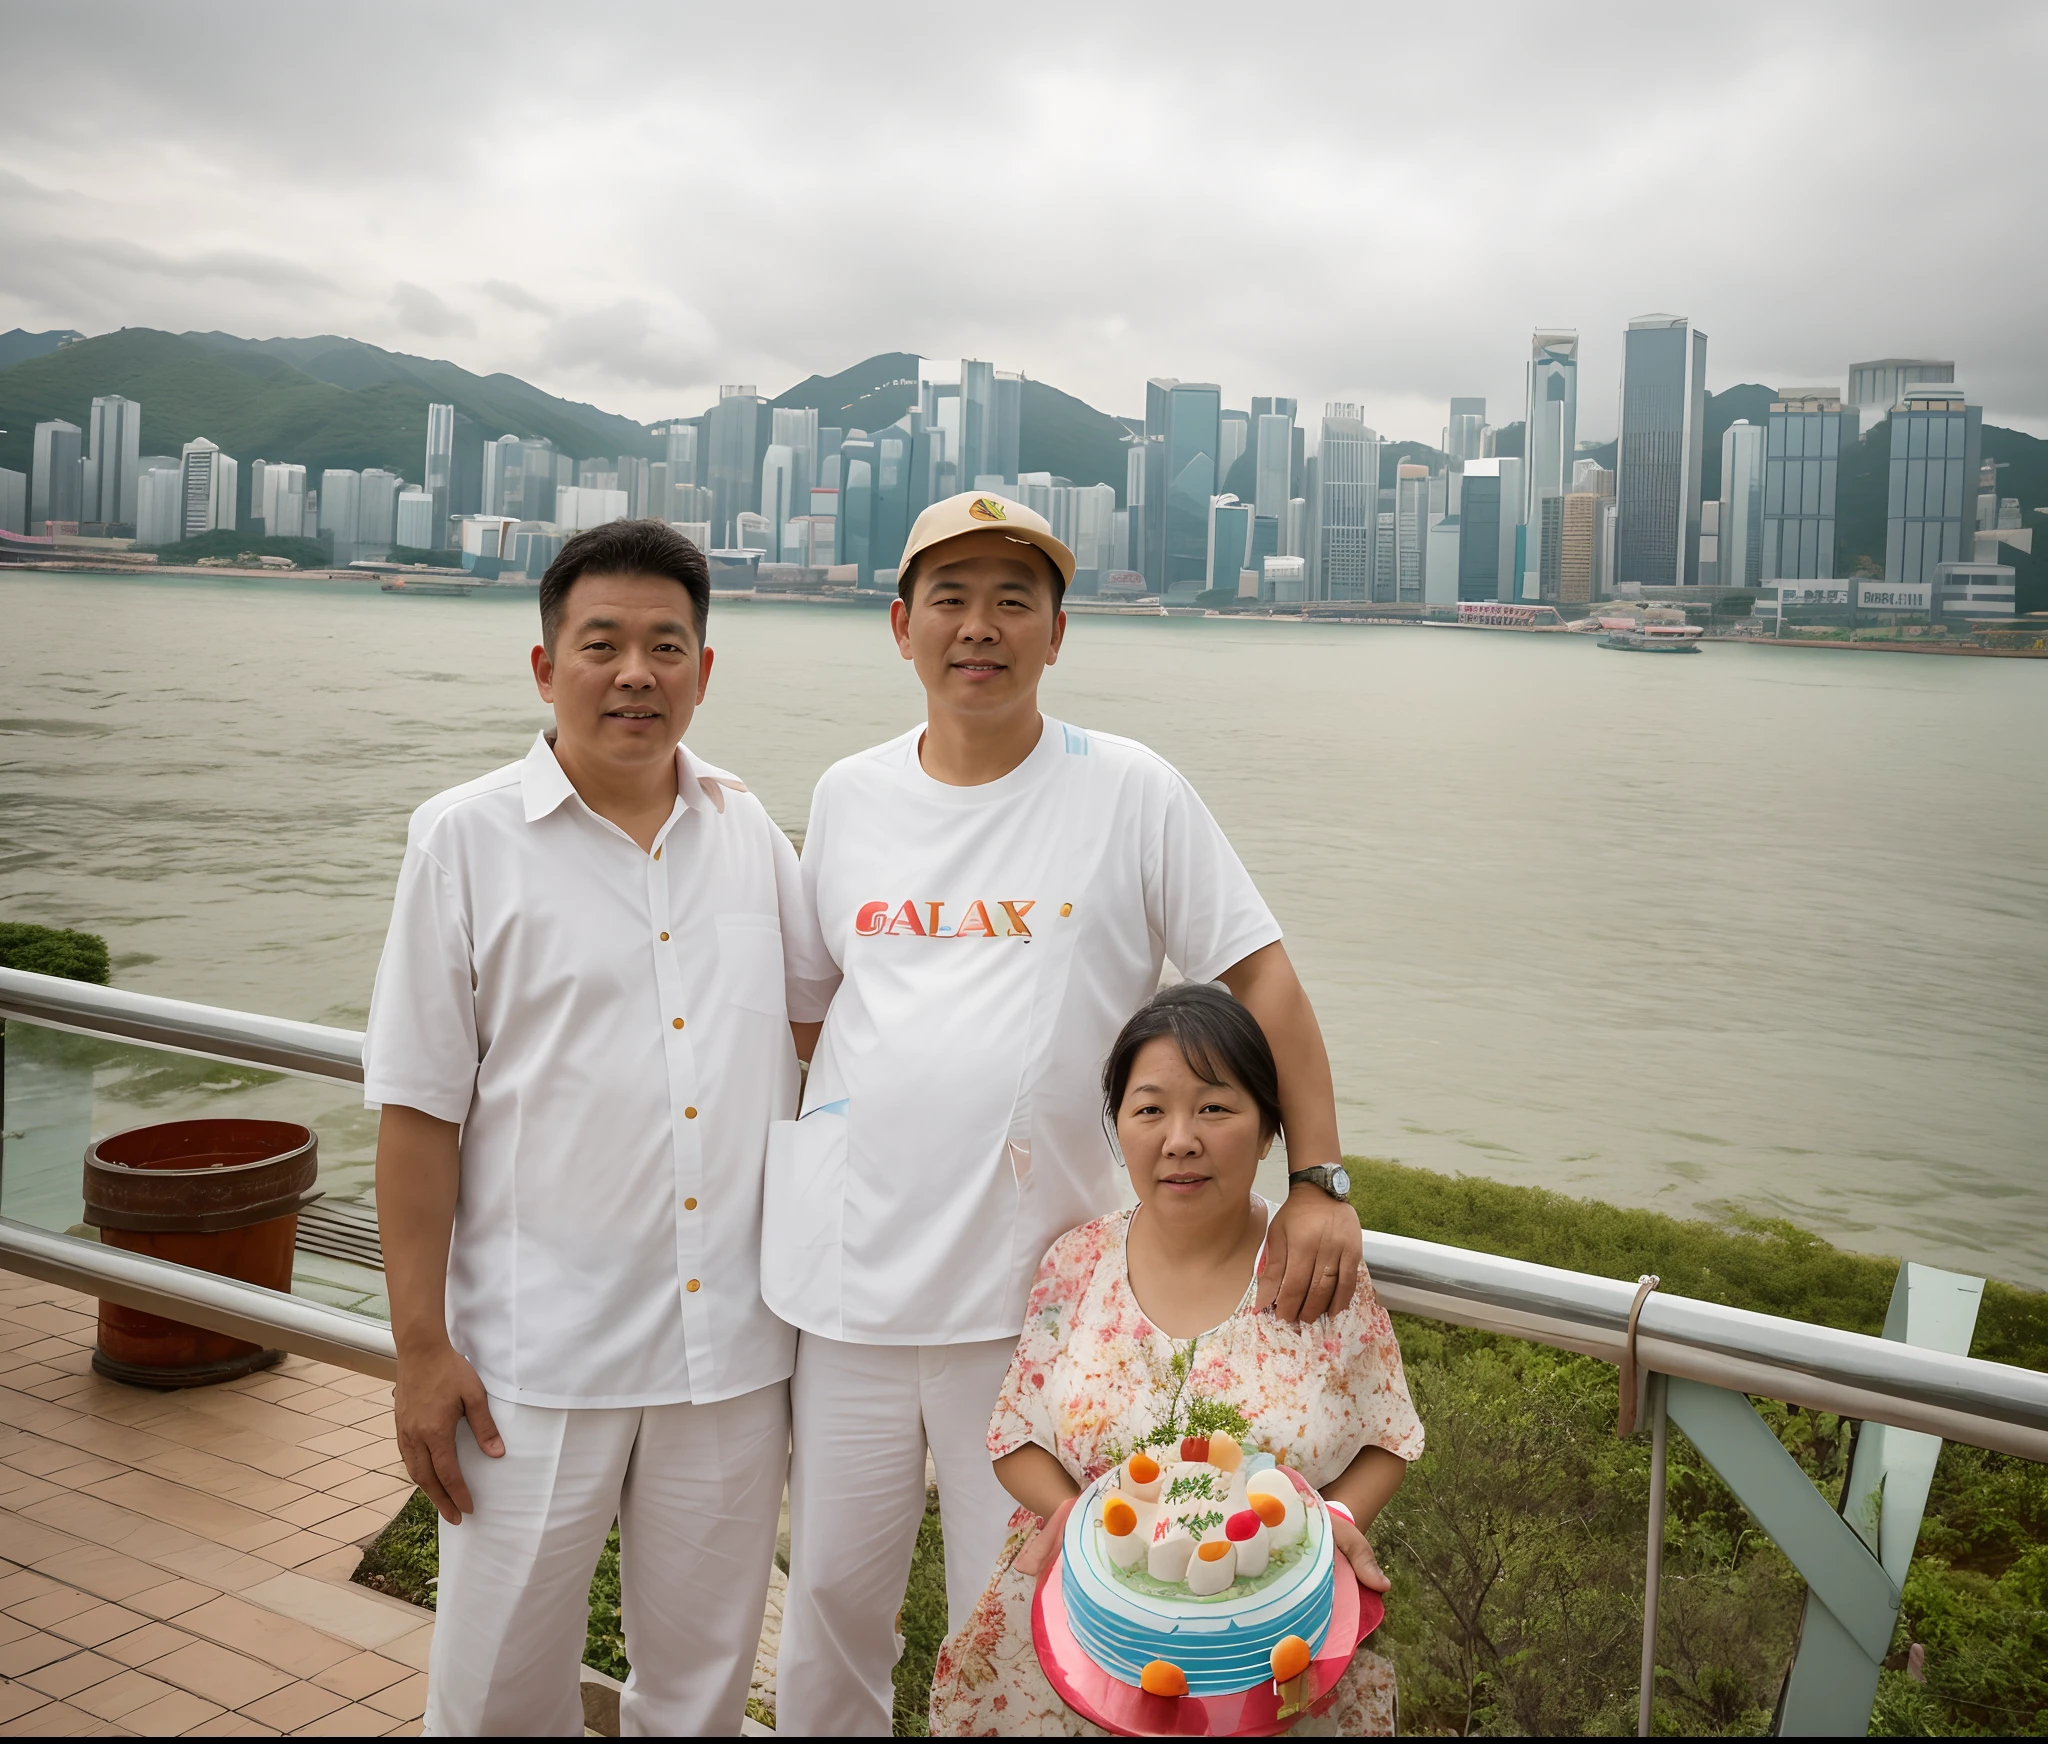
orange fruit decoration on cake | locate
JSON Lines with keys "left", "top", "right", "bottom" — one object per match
{"left": 1140, "top": 1661, "right": 1189, "bottom": 1698}
{"left": 1195, "top": 1539, "right": 1232, "bottom": 1562}
{"left": 1249, "top": 1491, "right": 1289, "bottom": 1528}
{"left": 1271, "top": 1635, "right": 1313, "bottom": 1684}
{"left": 1127, "top": 1451, "right": 1160, "bottom": 1485}
{"left": 1102, "top": 1497, "right": 1138, "bottom": 1537}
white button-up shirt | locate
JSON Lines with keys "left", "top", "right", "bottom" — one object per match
{"left": 364, "top": 732, "right": 836, "bottom": 1408}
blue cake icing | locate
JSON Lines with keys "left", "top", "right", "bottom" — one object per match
{"left": 1060, "top": 1470, "right": 1335, "bottom": 1697}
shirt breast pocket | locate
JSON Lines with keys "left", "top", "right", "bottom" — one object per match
{"left": 715, "top": 913, "right": 787, "bottom": 1019}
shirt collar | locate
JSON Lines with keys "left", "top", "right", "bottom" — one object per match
{"left": 520, "top": 731, "right": 749, "bottom": 824}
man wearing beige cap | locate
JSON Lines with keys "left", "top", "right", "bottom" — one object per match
{"left": 767, "top": 490, "right": 1362, "bottom": 1732}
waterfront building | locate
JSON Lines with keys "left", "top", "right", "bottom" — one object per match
{"left": 394, "top": 489, "right": 436, "bottom": 550}
{"left": 871, "top": 428, "right": 915, "bottom": 577}
{"left": 1254, "top": 413, "right": 1293, "bottom": 522}
{"left": 316, "top": 467, "right": 358, "bottom": 557}
{"left": 665, "top": 422, "right": 700, "bottom": 490}
{"left": 1425, "top": 514, "right": 1461, "bottom": 605}
{"left": 1455, "top": 457, "right": 1522, "bottom": 602}
{"left": 1847, "top": 358, "right": 1953, "bottom": 414}
{"left": 358, "top": 470, "right": 402, "bottom": 554}
{"left": 424, "top": 404, "right": 481, "bottom": 545}
{"left": 1124, "top": 441, "right": 1149, "bottom": 580}
{"left": 1219, "top": 411, "right": 1251, "bottom": 487}
{"left": 1394, "top": 464, "right": 1430, "bottom": 603}
{"left": 519, "top": 439, "right": 559, "bottom": 525}
{"left": 1444, "top": 396, "right": 1486, "bottom": 462}
{"left": 1206, "top": 496, "right": 1252, "bottom": 594}
{"left": 0, "top": 467, "right": 23, "bottom": 536}
{"left": 259, "top": 463, "right": 307, "bottom": 538}
{"left": 30, "top": 420, "right": 81, "bottom": 534}
{"left": 706, "top": 387, "right": 762, "bottom": 549}
{"left": 180, "top": 440, "right": 237, "bottom": 540}
{"left": 1762, "top": 388, "right": 1857, "bottom": 580}
{"left": 1144, "top": 378, "right": 1222, "bottom": 597}
{"left": 481, "top": 435, "right": 518, "bottom": 517}
{"left": 1284, "top": 495, "right": 1308, "bottom": 559}
{"left": 1697, "top": 501, "right": 1722, "bottom": 588}
{"left": 770, "top": 407, "right": 818, "bottom": 527}
{"left": 760, "top": 444, "right": 798, "bottom": 560}
{"left": 1718, "top": 419, "right": 1766, "bottom": 590}
{"left": 669, "top": 521, "right": 713, "bottom": 555}
{"left": 1263, "top": 553, "right": 1307, "bottom": 603}
{"left": 1885, "top": 383, "right": 1981, "bottom": 588}
{"left": 838, "top": 436, "right": 875, "bottom": 584}
{"left": 994, "top": 371, "right": 1022, "bottom": 482}
{"left": 1524, "top": 331, "right": 1578, "bottom": 597}
{"left": 578, "top": 459, "right": 619, "bottom": 491}
{"left": 1249, "top": 512, "right": 1279, "bottom": 584}
{"left": 1373, "top": 499, "right": 1396, "bottom": 602}
{"left": 1312, "top": 404, "right": 1377, "bottom": 602}
{"left": 1049, "top": 482, "right": 1116, "bottom": 594}
{"left": 1558, "top": 492, "right": 1604, "bottom": 603}
{"left": 84, "top": 395, "right": 142, "bottom": 530}
{"left": 1615, "top": 313, "right": 1709, "bottom": 587}
{"left": 647, "top": 462, "right": 670, "bottom": 523}
{"left": 734, "top": 511, "right": 773, "bottom": 555}
{"left": 1933, "top": 559, "right": 2015, "bottom": 618}
{"left": 671, "top": 482, "right": 713, "bottom": 524}
{"left": 555, "top": 486, "right": 629, "bottom": 532}
{"left": 960, "top": 361, "right": 996, "bottom": 489}
{"left": 133, "top": 462, "right": 182, "bottom": 547}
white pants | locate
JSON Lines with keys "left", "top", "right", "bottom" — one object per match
{"left": 776, "top": 1333, "right": 1018, "bottom": 1736}
{"left": 425, "top": 1382, "right": 788, "bottom": 1737}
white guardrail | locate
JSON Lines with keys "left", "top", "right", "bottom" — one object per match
{"left": 1, "top": 966, "right": 2044, "bottom": 1460}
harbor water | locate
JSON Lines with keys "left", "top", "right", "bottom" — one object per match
{"left": 3, "top": 570, "right": 2045, "bottom": 1294}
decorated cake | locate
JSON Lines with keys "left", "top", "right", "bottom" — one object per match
{"left": 1059, "top": 1428, "right": 1336, "bottom": 1698}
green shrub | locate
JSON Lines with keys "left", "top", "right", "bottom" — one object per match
{"left": 0, "top": 922, "right": 110, "bottom": 985}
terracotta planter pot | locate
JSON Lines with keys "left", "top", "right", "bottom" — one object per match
{"left": 83, "top": 1118, "right": 319, "bottom": 1388}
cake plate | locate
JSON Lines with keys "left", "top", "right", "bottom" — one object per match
{"left": 1031, "top": 1473, "right": 1385, "bottom": 1738}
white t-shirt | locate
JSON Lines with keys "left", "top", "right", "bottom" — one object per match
{"left": 762, "top": 717, "right": 1280, "bottom": 1345}
{"left": 363, "top": 733, "right": 836, "bottom": 1408}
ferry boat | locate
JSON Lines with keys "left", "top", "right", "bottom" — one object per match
{"left": 380, "top": 577, "right": 483, "bottom": 597}
{"left": 1600, "top": 622, "right": 1703, "bottom": 653}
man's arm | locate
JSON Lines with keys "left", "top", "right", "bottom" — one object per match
{"left": 1218, "top": 941, "right": 1361, "bottom": 1323}
{"left": 376, "top": 1105, "right": 503, "bottom": 1523}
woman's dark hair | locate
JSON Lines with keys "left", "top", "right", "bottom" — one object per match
{"left": 1102, "top": 981, "right": 1285, "bottom": 1144}
{"left": 539, "top": 518, "right": 710, "bottom": 647}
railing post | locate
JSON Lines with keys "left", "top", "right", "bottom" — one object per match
{"left": 1638, "top": 1372, "right": 1667, "bottom": 1738}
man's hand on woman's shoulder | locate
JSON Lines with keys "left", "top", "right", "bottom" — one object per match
{"left": 1258, "top": 1186, "right": 1361, "bottom": 1322}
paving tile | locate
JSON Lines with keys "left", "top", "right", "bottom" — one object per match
{"left": 376, "top": 1625, "right": 433, "bottom": 1673}
{"left": 117, "top": 1687, "right": 225, "bottom": 1735}
{"left": 289, "top": 1462, "right": 372, "bottom": 1494}
{"left": 236, "top": 1572, "right": 420, "bottom": 1652}
{"left": 180, "top": 1716, "right": 281, "bottom": 1736}
{"left": 38, "top": 1459, "right": 128, "bottom": 1494}
{"left": 68, "top": 1665, "right": 179, "bottom": 1722}
{"left": 308, "top": 1653, "right": 410, "bottom": 1701}
{"left": 267, "top": 1496, "right": 351, "bottom": 1532}
{"left": 172, "top": 1595, "right": 354, "bottom": 1679}
{"left": 0, "top": 1569, "right": 67, "bottom": 1608}
{"left": 27, "top": 1376, "right": 104, "bottom": 1406}
{"left": 20, "top": 1490, "right": 210, "bottom": 1565}
{"left": 360, "top": 1672, "right": 426, "bottom": 1723}
{"left": 79, "top": 1473, "right": 299, "bottom": 1555}
{"left": 235, "top": 1682, "right": 347, "bottom": 1731}
{"left": 7, "top": 1587, "right": 104, "bottom": 1629}
{"left": 327, "top": 1377, "right": 390, "bottom": 1403}
{"left": 123, "top": 1579, "right": 216, "bottom": 1620}
{"left": 285, "top": 1548, "right": 360, "bottom": 1584}
{"left": 32, "top": 1545, "right": 169, "bottom": 1604}
{"left": 18, "top": 1646, "right": 123, "bottom": 1698}
{"left": 288, "top": 1703, "right": 388, "bottom": 1736}
{"left": 0, "top": 1681, "right": 49, "bottom": 1724}
{"left": 249, "top": 1533, "right": 355, "bottom": 1573}
{"left": 47, "top": 1601, "right": 150, "bottom": 1649}
{"left": 0, "top": 1509, "right": 85, "bottom": 1567}
{"left": 100, "top": 1620, "right": 196, "bottom": 1667}
{"left": 0, "top": 1628, "right": 79, "bottom": 1676}
{"left": 140, "top": 1638, "right": 292, "bottom": 1708}
{"left": 149, "top": 1542, "right": 282, "bottom": 1593}
{"left": 307, "top": 1399, "right": 387, "bottom": 1431}
{"left": 0, "top": 1696, "right": 106, "bottom": 1735}
{"left": 297, "top": 1429, "right": 379, "bottom": 1461}
{"left": 320, "top": 1475, "right": 406, "bottom": 1511}
{"left": 0, "top": 1612, "right": 33, "bottom": 1645}
{"left": 2, "top": 1443, "right": 104, "bottom": 1481}
{"left": 381, "top": 1722, "right": 423, "bottom": 1738}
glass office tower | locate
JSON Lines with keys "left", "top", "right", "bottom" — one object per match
{"left": 1762, "top": 390, "right": 1858, "bottom": 580}
{"left": 1524, "top": 332, "right": 1578, "bottom": 596}
{"left": 1885, "top": 384, "right": 1981, "bottom": 588}
{"left": 1314, "top": 405, "right": 1378, "bottom": 602}
{"left": 1615, "top": 314, "right": 1708, "bottom": 586}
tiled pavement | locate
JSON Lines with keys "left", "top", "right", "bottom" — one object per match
{"left": 0, "top": 1277, "right": 430, "bottom": 1736}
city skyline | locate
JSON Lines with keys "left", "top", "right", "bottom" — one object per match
{"left": 0, "top": 4, "right": 2042, "bottom": 439}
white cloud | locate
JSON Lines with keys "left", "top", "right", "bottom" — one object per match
{"left": 0, "top": 0, "right": 2041, "bottom": 434}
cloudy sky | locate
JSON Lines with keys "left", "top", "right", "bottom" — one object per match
{"left": 3, "top": 1, "right": 2043, "bottom": 439}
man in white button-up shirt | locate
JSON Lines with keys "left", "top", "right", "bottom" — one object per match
{"left": 365, "top": 521, "right": 835, "bottom": 1736}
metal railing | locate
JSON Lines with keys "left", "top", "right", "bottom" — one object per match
{"left": 2, "top": 964, "right": 2044, "bottom": 1452}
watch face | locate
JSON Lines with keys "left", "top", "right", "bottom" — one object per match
{"left": 1330, "top": 1166, "right": 1351, "bottom": 1197}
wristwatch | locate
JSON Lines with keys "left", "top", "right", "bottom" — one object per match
{"left": 1288, "top": 1164, "right": 1351, "bottom": 1199}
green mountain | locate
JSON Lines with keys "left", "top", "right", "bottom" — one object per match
{"left": 0, "top": 328, "right": 84, "bottom": 372}
{"left": 0, "top": 327, "right": 662, "bottom": 490}
{"left": 771, "top": 352, "right": 922, "bottom": 431}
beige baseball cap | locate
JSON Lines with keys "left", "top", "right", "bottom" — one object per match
{"left": 896, "top": 490, "right": 1076, "bottom": 594}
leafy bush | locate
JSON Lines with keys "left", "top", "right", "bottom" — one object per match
{"left": 0, "top": 922, "right": 109, "bottom": 984}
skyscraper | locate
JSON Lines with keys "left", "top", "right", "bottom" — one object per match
{"left": 1847, "top": 359, "right": 1953, "bottom": 415}
{"left": 84, "top": 395, "right": 142, "bottom": 530}
{"left": 182, "top": 439, "right": 237, "bottom": 539}
{"left": 666, "top": 423, "right": 701, "bottom": 494}
{"left": 960, "top": 361, "right": 996, "bottom": 491}
{"left": 1615, "top": 314, "right": 1709, "bottom": 587}
{"left": 1394, "top": 464, "right": 1430, "bottom": 603}
{"left": 1444, "top": 397, "right": 1486, "bottom": 462}
{"left": 760, "top": 444, "right": 798, "bottom": 560}
{"left": 770, "top": 407, "right": 818, "bottom": 538}
{"left": 1718, "top": 420, "right": 1766, "bottom": 589}
{"left": 30, "top": 420, "right": 82, "bottom": 533}
{"left": 425, "top": 404, "right": 457, "bottom": 542}
{"left": 133, "top": 462, "right": 182, "bottom": 547}
{"left": 1144, "top": 380, "right": 1221, "bottom": 597}
{"left": 1219, "top": 412, "right": 1251, "bottom": 487}
{"left": 515, "top": 438, "right": 558, "bottom": 524}
{"left": 1761, "top": 389, "right": 1857, "bottom": 580}
{"left": 837, "top": 435, "right": 875, "bottom": 583}
{"left": 0, "top": 468, "right": 24, "bottom": 536}
{"left": 259, "top": 462, "right": 307, "bottom": 537}
{"left": 1455, "top": 458, "right": 1522, "bottom": 602}
{"left": 1885, "top": 383, "right": 1981, "bottom": 588}
{"left": 1524, "top": 331, "right": 1578, "bottom": 597}
{"left": 706, "top": 387, "right": 762, "bottom": 548}
{"left": 359, "top": 469, "right": 402, "bottom": 554}
{"left": 870, "top": 427, "right": 913, "bottom": 578}
{"left": 993, "top": 371, "right": 1022, "bottom": 482}
{"left": 1254, "top": 413, "right": 1293, "bottom": 522}
{"left": 318, "top": 468, "right": 360, "bottom": 560}
{"left": 1206, "top": 496, "right": 1252, "bottom": 593}
{"left": 1313, "top": 405, "right": 1377, "bottom": 602}
{"left": 1124, "top": 439, "right": 1149, "bottom": 582}
{"left": 395, "top": 490, "right": 437, "bottom": 550}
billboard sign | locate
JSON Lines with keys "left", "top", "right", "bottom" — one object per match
{"left": 1857, "top": 581, "right": 1931, "bottom": 612}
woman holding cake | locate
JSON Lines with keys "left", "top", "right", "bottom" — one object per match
{"left": 927, "top": 983, "right": 1424, "bottom": 1735}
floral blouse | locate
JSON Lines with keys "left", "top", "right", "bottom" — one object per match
{"left": 987, "top": 1207, "right": 1424, "bottom": 1489}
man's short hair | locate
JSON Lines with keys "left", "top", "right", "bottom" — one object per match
{"left": 539, "top": 519, "right": 711, "bottom": 647}
{"left": 897, "top": 536, "right": 1066, "bottom": 611}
